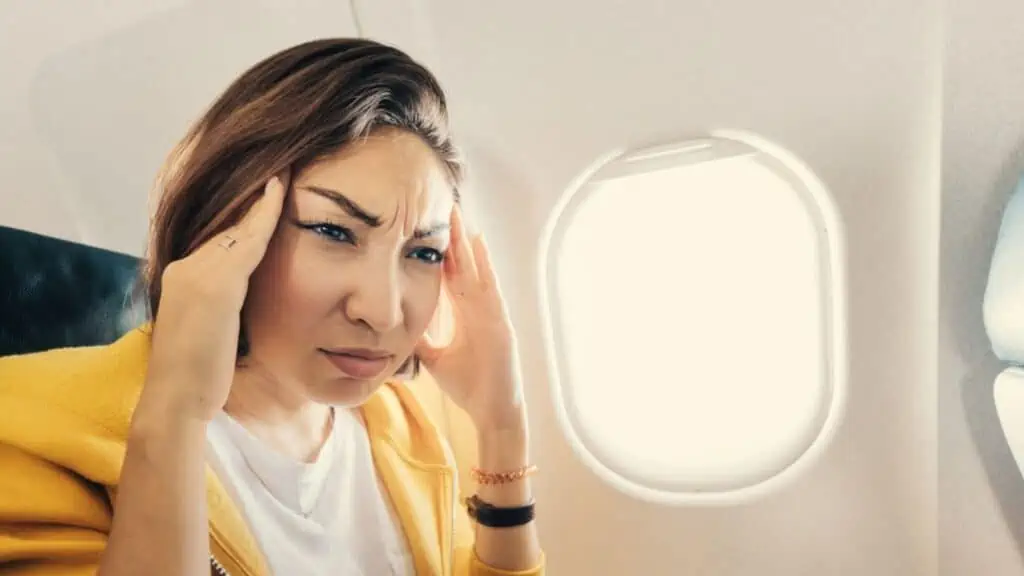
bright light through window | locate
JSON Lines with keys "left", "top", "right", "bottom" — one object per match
{"left": 540, "top": 132, "right": 846, "bottom": 503}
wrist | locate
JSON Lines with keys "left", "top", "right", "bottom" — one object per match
{"left": 473, "top": 419, "right": 533, "bottom": 508}
{"left": 473, "top": 403, "right": 528, "bottom": 438}
{"left": 475, "top": 414, "right": 530, "bottom": 472}
{"left": 130, "top": 407, "right": 208, "bottom": 441}
{"left": 127, "top": 406, "right": 208, "bottom": 467}
{"left": 132, "top": 386, "right": 211, "bottom": 437}
{"left": 136, "top": 371, "right": 222, "bottom": 422}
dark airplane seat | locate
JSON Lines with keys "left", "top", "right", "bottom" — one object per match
{"left": 0, "top": 225, "right": 147, "bottom": 357}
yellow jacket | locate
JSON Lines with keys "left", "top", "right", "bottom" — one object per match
{"left": 0, "top": 327, "right": 544, "bottom": 575}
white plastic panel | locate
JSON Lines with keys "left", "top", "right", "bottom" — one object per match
{"left": 994, "top": 368, "right": 1024, "bottom": 481}
{"left": 540, "top": 131, "right": 847, "bottom": 504}
{"left": 983, "top": 177, "right": 1024, "bottom": 363}
{"left": 8, "top": 0, "right": 358, "bottom": 255}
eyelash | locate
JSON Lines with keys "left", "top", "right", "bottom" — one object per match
{"left": 295, "top": 220, "right": 445, "bottom": 264}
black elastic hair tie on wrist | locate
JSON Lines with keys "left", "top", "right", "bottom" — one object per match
{"left": 465, "top": 495, "right": 535, "bottom": 528}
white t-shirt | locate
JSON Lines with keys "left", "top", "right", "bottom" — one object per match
{"left": 206, "top": 407, "right": 414, "bottom": 576}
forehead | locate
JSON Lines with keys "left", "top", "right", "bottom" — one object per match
{"left": 295, "top": 129, "right": 455, "bottom": 219}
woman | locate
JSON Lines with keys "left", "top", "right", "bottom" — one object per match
{"left": 0, "top": 38, "right": 544, "bottom": 575}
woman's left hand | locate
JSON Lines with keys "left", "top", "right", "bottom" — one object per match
{"left": 416, "top": 206, "right": 527, "bottom": 433}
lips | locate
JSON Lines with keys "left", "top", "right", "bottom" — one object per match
{"left": 320, "top": 348, "right": 394, "bottom": 379}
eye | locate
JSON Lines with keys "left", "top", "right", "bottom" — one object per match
{"left": 409, "top": 247, "right": 444, "bottom": 264}
{"left": 300, "top": 221, "right": 353, "bottom": 243}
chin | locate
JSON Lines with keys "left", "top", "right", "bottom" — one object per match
{"left": 306, "top": 376, "right": 387, "bottom": 408}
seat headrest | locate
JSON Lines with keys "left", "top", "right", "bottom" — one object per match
{"left": 984, "top": 177, "right": 1024, "bottom": 364}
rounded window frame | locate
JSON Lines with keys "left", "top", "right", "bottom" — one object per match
{"left": 536, "top": 129, "right": 849, "bottom": 505}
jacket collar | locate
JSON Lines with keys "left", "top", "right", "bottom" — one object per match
{"left": 0, "top": 324, "right": 455, "bottom": 576}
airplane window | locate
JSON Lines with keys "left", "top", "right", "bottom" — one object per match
{"left": 539, "top": 131, "right": 847, "bottom": 504}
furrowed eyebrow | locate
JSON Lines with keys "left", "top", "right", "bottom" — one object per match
{"left": 298, "top": 185, "right": 381, "bottom": 228}
{"left": 299, "top": 185, "right": 450, "bottom": 239}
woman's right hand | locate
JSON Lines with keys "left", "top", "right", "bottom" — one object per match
{"left": 136, "top": 173, "right": 289, "bottom": 423}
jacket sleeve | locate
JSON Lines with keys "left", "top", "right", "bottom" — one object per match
{"left": 0, "top": 442, "right": 109, "bottom": 575}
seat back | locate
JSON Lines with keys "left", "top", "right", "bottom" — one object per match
{"left": 0, "top": 225, "right": 145, "bottom": 356}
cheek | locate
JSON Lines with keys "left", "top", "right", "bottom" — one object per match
{"left": 404, "top": 274, "right": 443, "bottom": 335}
{"left": 280, "top": 249, "right": 349, "bottom": 320}
{"left": 249, "top": 239, "right": 340, "bottom": 331}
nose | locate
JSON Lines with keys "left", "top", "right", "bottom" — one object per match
{"left": 343, "top": 260, "right": 404, "bottom": 334}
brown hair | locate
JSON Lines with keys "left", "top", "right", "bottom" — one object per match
{"left": 142, "top": 38, "right": 463, "bottom": 375}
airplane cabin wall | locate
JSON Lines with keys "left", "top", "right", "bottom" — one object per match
{"left": 363, "top": 0, "right": 940, "bottom": 574}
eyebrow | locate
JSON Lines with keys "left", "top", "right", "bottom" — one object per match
{"left": 298, "top": 185, "right": 450, "bottom": 239}
{"left": 300, "top": 185, "right": 382, "bottom": 227}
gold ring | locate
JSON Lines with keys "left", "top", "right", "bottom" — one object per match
{"left": 219, "top": 235, "right": 238, "bottom": 250}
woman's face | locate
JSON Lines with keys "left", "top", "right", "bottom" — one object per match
{"left": 242, "top": 128, "right": 456, "bottom": 406}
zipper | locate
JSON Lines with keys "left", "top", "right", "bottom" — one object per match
{"left": 211, "top": 555, "right": 230, "bottom": 576}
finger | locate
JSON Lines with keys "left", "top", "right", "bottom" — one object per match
{"left": 446, "top": 205, "right": 479, "bottom": 289}
{"left": 206, "top": 173, "right": 289, "bottom": 269}
{"left": 415, "top": 331, "right": 445, "bottom": 364}
{"left": 239, "top": 171, "right": 289, "bottom": 243}
{"left": 471, "top": 233, "right": 498, "bottom": 290}
{"left": 468, "top": 234, "right": 511, "bottom": 319}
